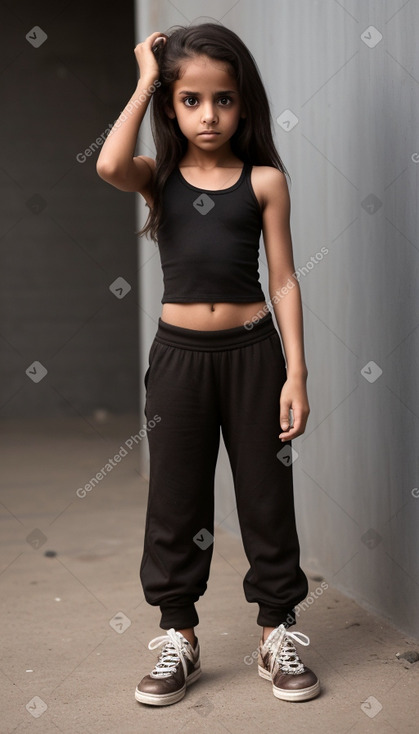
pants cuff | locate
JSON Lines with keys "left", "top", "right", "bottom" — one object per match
{"left": 257, "top": 605, "right": 296, "bottom": 629}
{"left": 159, "top": 604, "right": 199, "bottom": 630}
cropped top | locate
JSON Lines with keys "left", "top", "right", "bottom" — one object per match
{"left": 156, "top": 162, "right": 265, "bottom": 303}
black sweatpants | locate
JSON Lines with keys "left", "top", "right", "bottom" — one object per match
{"left": 140, "top": 311, "right": 308, "bottom": 630}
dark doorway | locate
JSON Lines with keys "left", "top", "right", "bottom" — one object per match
{"left": 0, "top": 1, "right": 139, "bottom": 418}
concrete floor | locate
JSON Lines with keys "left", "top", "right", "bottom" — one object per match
{"left": 1, "top": 414, "right": 418, "bottom": 734}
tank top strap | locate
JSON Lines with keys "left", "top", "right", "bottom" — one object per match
{"left": 243, "top": 161, "right": 254, "bottom": 181}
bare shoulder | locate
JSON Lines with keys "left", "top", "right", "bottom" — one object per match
{"left": 250, "top": 165, "right": 289, "bottom": 211}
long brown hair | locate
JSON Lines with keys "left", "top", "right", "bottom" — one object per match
{"left": 138, "top": 21, "right": 290, "bottom": 243}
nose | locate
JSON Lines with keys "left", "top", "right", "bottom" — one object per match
{"left": 201, "top": 102, "right": 217, "bottom": 124}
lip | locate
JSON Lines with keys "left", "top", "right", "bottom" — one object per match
{"left": 199, "top": 131, "right": 219, "bottom": 136}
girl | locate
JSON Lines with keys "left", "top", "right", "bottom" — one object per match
{"left": 97, "top": 22, "right": 320, "bottom": 706}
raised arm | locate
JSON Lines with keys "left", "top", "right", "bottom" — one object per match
{"left": 96, "top": 31, "right": 167, "bottom": 198}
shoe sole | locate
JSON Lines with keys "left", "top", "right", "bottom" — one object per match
{"left": 135, "top": 666, "right": 201, "bottom": 706}
{"left": 258, "top": 664, "right": 320, "bottom": 702}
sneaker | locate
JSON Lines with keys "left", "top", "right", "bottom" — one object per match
{"left": 258, "top": 624, "right": 320, "bottom": 701}
{"left": 135, "top": 628, "right": 201, "bottom": 706}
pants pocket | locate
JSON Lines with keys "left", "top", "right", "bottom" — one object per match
{"left": 143, "top": 339, "right": 160, "bottom": 396}
{"left": 144, "top": 366, "right": 150, "bottom": 390}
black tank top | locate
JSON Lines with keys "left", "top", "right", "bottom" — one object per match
{"left": 156, "top": 162, "right": 265, "bottom": 303}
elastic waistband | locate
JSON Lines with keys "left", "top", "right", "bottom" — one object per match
{"left": 154, "top": 311, "right": 277, "bottom": 351}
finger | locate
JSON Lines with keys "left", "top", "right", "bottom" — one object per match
{"left": 279, "top": 411, "right": 302, "bottom": 436}
{"left": 279, "top": 404, "right": 292, "bottom": 432}
{"left": 284, "top": 405, "right": 303, "bottom": 431}
{"left": 279, "top": 426, "right": 300, "bottom": 442}
{"left": 150, "top": 32, "right": 167, "bottom": 42}
{"left": 135, "top": 32, "right": 163, "bottom": 48}
{"left": 151, "top": 36, "right": 167, "bottom": 55}
{"left": 152, "top": 41, "right": 165, "bottom": 53}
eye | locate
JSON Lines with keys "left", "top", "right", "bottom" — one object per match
{"left": 183, "top": 96, "right": 198, "bottom": 107}
{"left": 218, "top": 96, "right": 232, "bottom": 105}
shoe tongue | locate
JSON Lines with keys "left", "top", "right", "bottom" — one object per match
{"left": 265, "top": 624, "right": 285, "bottom": 646}
{"left": 176, "top": 631, "right": 190, "bottom": 646}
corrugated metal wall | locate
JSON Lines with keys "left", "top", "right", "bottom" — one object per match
{"left": 135, "top": 0, "right": 419, "bottom": 638}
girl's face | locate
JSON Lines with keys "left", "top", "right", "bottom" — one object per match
{"left": 167, "top": 54, "right": 245, "bottom": 153}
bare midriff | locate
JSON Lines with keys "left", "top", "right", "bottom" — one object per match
{"left": 161, "top": 301, "right": 268, "bottom": 330}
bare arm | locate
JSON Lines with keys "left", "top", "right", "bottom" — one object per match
{"left": 96, "top": 31, "right": 167, "bottom": 197}
{"left": 260, "top": 167, "right": 310, "bottom": 440}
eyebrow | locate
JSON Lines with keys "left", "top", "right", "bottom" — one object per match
{"left": 177, "top": 90, "right": 238, "bottom": 96}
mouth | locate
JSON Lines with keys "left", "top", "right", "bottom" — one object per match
{"left": 199, "top": 131, "right": 220, "bottom": 136}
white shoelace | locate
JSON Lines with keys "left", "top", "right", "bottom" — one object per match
{"left": 264, "top": 625, "right": 310, "bottom": 676}
{"left": 148, "top": 629, "right": 192, "bottom": 679}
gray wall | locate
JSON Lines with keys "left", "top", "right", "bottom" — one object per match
{"left": 136, "top": 0, "right": 419, "bottom": 638}
{"left": 0, "top": 1, "right": 139, "bottom": 418}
